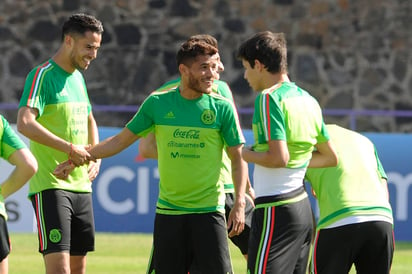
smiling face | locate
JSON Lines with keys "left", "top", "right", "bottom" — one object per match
{"left": 67, "top": 31, "right": 101, "bottom": 71}
{"left": 181, "top": 54, "right": 217, "bottom": 96}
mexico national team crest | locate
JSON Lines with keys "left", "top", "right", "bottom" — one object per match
{"left": 201, "top": 109, "right": 216, "bottom": 125}
{"left": 49, "top": 228, "right": 62, "bottom": 243}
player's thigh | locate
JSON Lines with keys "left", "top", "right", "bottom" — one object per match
{"left": 355, "top": 221, "right": 394, "bottom": 274}
{"left": 70, "top": 192, "right": 95, "bottom": 254}
{"left": 190, "top": 212, "right": 232, "bottom": 273}
{"left": 153, "top": 214, "right": 189, "bottom": 274}
{"left": 31, "top": 190, "right": 73, "bottom": 253}
{"left": 312, "top": 226, "right": 358, "bottom": 274}
{"left": 248, "top": 199, "right": 313, "bottom": 274}
{"left": 0, "top": 215, "right": 10, "bottom": 262}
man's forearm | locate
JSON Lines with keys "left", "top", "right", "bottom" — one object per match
{"left": 231, "top": 159, "right": 247, "bottom": 205}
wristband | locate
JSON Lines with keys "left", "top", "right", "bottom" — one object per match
{"left": 69, "top": 143, "right": 73, "bottom": 159}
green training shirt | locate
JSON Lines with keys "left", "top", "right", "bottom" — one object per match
{"left": 19, "top": 59, "right": 92, "bottom": 196}
{"left": 156, "top": 78, "right": 236, "bottom": 194}
{"left": 127, "top": 88, "right": 245, "bottom": 214}
{"left": 305, "top": 125, "right": 393, "bottom": 230}
{"left": 252, "top": 82, "right": 329, "bottom": 168}
{"left": 0, "top": 115, "right": 27, "bottom": 219}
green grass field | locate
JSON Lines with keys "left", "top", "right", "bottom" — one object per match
{"left": 8, "top": 233, "right": 412, "bottom": 273}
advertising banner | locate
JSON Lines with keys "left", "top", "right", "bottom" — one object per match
{"left": 4, "top": 127, "right": 412, "bottom": 241}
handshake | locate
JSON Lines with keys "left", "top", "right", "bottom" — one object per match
{"left": 53, "top": 143, "right": 97, "bottom": 180}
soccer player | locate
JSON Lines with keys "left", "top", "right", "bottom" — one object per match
{"left": 237, "top": 31, "right": 338, "bottom": 274}
{"left": 55, "top": 39, "right": 248, "bottom": 273}
{"left": 17, "top": 13, "right": 103, "bottom": 274}
{"left": 139, "top": 35, "right": 255, "bottom": 271}
{"left": 306, "top": 124, "right": 394, "bottom": 274}
{"left": 0, "top": 115, "right": 37, "bottom": 274}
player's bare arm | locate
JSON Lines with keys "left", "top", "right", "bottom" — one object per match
{"left": 88, "top": 127, "right": 140, "bottom": 160}
{"left": 138, "top": 132, "right": 158, "bottom": 159}
{"left": 226, "top": 144, "right": 247, "bottom": 237}
{"left": 242, "top": 139, "right": 289, "bottom": 168}
{"left": 17, "top": 106, "right": 91, "bottom": 166}
{"left": 0, "top": 148, "right": 37, "bottom": 198}
{"left": 246, "top": 177, "right": 256, "bottom": 204}
{"left": 54, "top": 127, "right": 140, "bottom": 179}
{"left": 308, "top": 140, "right": 338, "bottom": 168}
{"left": 87, "top": 112, "right": 101, "bottom": 181}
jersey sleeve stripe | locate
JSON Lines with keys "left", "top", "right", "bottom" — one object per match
{"left": 27, "top": 61, "right": 51, "bottom": 108}
{"left": 264, "top": 93, "right": 271, "bottom": 141}
{"left": 259, "top": 92, "right": 271, "bottom": 141}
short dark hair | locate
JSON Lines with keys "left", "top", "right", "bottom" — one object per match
{"left": 237, "top": 31, "right": 287, "bottom": 74}
{"left": 176, "top": 40, "right": 218, "bottom": 67}
{"left": 61, "top": 13, "right": 104, "bottom": 41}
{"left": 187, "top": 34, "right": 218, "bottom": 48}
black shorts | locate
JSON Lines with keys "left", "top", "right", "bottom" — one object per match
{"left": 146, "top": 194, "right": 251, "bottom": 274}
{"left": 225, "top": 192, "right": 254, "bottom": 255}
{"left": 311, "top": 221, "right": 394, "bottom": 274}
{"left": 30, "top": 189, "right": 95, "bottom": 255}
{"left": 248, "top": 187, "right": 313, "bottom": 274}
{"left": 153, "top": 212, "right": 232, "bottom": 274}
{"left": 0, "top": 215, "right": 10, "bottom": 262}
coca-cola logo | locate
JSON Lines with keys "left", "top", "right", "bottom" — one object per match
{"left": 173, "top": 129, "right": 200, "bottom": 139}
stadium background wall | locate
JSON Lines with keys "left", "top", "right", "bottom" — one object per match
{"left": 0, "top": 0, "right": 411, "bottom": 132}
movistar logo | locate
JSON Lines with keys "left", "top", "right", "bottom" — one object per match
{"left": 170, "top": 151, "right": 200, "bottom": 159}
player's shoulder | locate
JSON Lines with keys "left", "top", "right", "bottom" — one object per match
{"left": 208, "top": 90, "right": 228, "bottom": 100}
{"left": 213, "top": 79, "right": 230, "bottom": 91}
{"left": 212, "top": 79, "right": 235, "bottom": 101}
{"left": 207, "top": 92, "right": 234, "bottom": 109}
{"left": 156, "top": 77, "right": 181, "bottom": 92}
{"left": 28, "top": 60, "right": 50, "bottom": 74}
{"left": 148, "top": 87, "right": 178, "bottom": 99}
{"left": 28, "top": 60, "right": 62, "bottom": 81}
{"left": 213, "top": 79, "right": 229, "bottom": 88}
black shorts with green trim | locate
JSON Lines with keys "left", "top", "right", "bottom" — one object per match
{"left": 0, "top": 215, "right": 10, "bottom": 261}
{"left": 30, "top": 189, "right": 95, "bottom": 255}
{"left": 248, "top": 186, "right": 314, "bottom": 274}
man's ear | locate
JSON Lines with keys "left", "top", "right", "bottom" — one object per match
{"left": 254, "top": 59, "right": 264, "bottom": 71}
{"left": 64, "top": 34, "right": 74, "bottom": 48}
{"left": 178, "top": 63, "right": 189, "bottom": 75}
